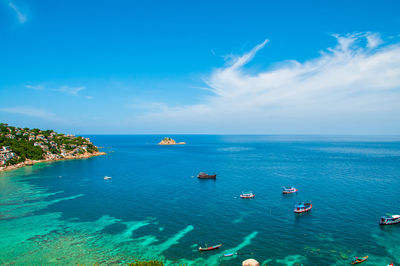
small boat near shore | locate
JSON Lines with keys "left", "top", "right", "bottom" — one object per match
{"left": 282, "top": 186, "right": 298, "bottom": 194}
{"left": 104, "top": 176, "right": 112, "bottom": 180}
{"left": 197, "top": 172, "right": 216, "bottom": 179}
{"left": 380, "top": 214, "right": 400, "bottom": 225}
{"left": 223, "top": 253, "right": 235, "bottom": 257}
{"left": 294, "top": 201, "right": 312, "bottom": 213}
{"left": 198, "top": 244, "right": 222, "bottom": 251}
{"left": 240, "top": 192, "right": 255, "bottom": 199}
{"left": 351, "top": 256, "right": 368, "bottom": 264}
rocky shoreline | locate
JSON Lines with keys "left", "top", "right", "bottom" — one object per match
{"left": 0, "top": 151, "right": 106, "bottom": 173}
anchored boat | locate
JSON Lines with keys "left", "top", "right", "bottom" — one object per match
{"left": 198, "top": 244, "right": 222, "bottom": 251}
{"left": 197, "top": 172, "right": 217, "bottom": 179}
{"left": 104, "top": 176, "right": 112, "bottom": 180}
{"left": 351, "top": 256, "right": 368, "bottom": 264}
{"left": 380, "top": 215, "right": 400, "bottom": 225}
{"left": 282, "top": 186, "right": 298, "bottom": 194}
{"left": 294, "top": 201, "right": 312, "bottom": 213}
{"left": 240, "top": 192, "right": 255, "bottom": 198}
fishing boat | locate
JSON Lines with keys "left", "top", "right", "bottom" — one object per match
{"left": 351, "top": 256, "right": 368, "bottom": 264}
{"left": 282, "top": 186, "right": 297, "bottom": 194}
{"left": 104, "top": 176, "right": 112, "bottom": 180}
{"left": 197, "top": 172, "right": 217, "bottom": 179}
{"left": 198, "top": 244, "right": 222, "bottom": 251}
{"left": 282, "top": 186, "right": 298, "bottom": 194}
{"left": 380, "top": 214, "right": 400, "bottom": 225}
{"left": 240, "top": 192, "right": 255, "bottom": 198}
{"left": 294, "top": 201, "right": 312, "bottom": 213}
{"left": 387, "top": 261, "right": 394, "bottom": 266}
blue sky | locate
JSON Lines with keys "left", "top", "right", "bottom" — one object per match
{"left": 1, "top": 0, "right": 400, "bottom": 134}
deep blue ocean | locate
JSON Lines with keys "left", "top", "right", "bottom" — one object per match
{"left": 1, "top": 135, "right": 400, "bottom": 265}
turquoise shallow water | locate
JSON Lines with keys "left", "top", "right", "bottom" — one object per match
{"left": 1, "top": 135, "right": 400, "bottom": 265}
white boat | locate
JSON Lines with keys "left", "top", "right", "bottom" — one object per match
{"left": 380, "top": 214, "right": 400, "bottom": 225}
{"left": 240, "top": 192, "right": 255, "bottom": 198}
{"left": 104, "top": 176, "right": 112, "bottom": 180}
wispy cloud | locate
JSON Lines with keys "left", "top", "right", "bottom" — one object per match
{"left": 25, "top": 84, "right": 44, "bottom": 90}
{"left": 132, "top": 33, "right": 400, "bottom": 134}
{"left": 8, "top": 1, "right": 26, "bottom": 24}
{"left": 26, "top": 84, "right": 90, "bottom": 97}
{"left": 56, "top": 86, "right": 85, "bottom": 96}
{"left": 0, "top": 107, "right": 57, "bottom": 120}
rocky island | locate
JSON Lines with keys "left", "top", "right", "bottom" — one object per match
{"left": 158, "top": 137, "right": 186, "bottom": 145}
{"left": 0, "top": 123, "right": 105, "bottom": 172}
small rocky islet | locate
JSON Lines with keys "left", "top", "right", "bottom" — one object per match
{"left": 157, "top": 137, "right": 186, "bottom": 145}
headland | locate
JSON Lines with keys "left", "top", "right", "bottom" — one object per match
{"left": 0, "top": 123, "right": 105, "bottom": 173}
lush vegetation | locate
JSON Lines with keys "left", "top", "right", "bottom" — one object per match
{"left": 0, "top": 123, "right": 99, "bottom": 166}
{"left": 0, "top": 135, "right": 43, "bottom": 163}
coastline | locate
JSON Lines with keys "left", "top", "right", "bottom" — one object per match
{"left": 0, "top": 151, "right": 106, "bottom": 173}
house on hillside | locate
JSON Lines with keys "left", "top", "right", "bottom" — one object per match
{"left": 0, "top": 146, "right": 16, "bottom": 165}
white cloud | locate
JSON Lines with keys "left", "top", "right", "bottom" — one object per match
{"left": 8, "top": 1, "right": 26, "bottom": 24}
{"left": 26, "top": 84, "right": 87, "bottom": 96}
{"left": 56, "top": 86, "right": 85, "bottom": 96}
{"left": 25, "top": 85, "right": 44, "bottom": 90}
{"left": 365, "top": 32, "right": 383, "bottom": 49}
{"left": 133, "top": 33, "right": 400, "bottom": 134}
{"left": 0, "top": 107, "right": 57, "bottom": 120}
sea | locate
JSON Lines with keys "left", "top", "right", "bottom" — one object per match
{"left": 1, "top": 135, "right": 400, "bottom": 265}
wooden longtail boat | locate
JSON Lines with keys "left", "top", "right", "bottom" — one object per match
{"left": 198, "top": 244, "right": 222, "bottom": 251}
{"left": 351, "top": 256, "right": 368, "bottom": 264}
{"left": 197, "top": 172, "right": 217, "bottom": 179}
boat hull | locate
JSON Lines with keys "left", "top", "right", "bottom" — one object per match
{"left": 282, "top": 189, "right": 297, "bottom": 194}
{"left": 380, "top": 218, "right": 400, "bottom": 225}
{"left": 240, "top": 194, "right": 255, "bottom": 198}
{"left": 197, "top": 174, "right": 217, "bottom": 179}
